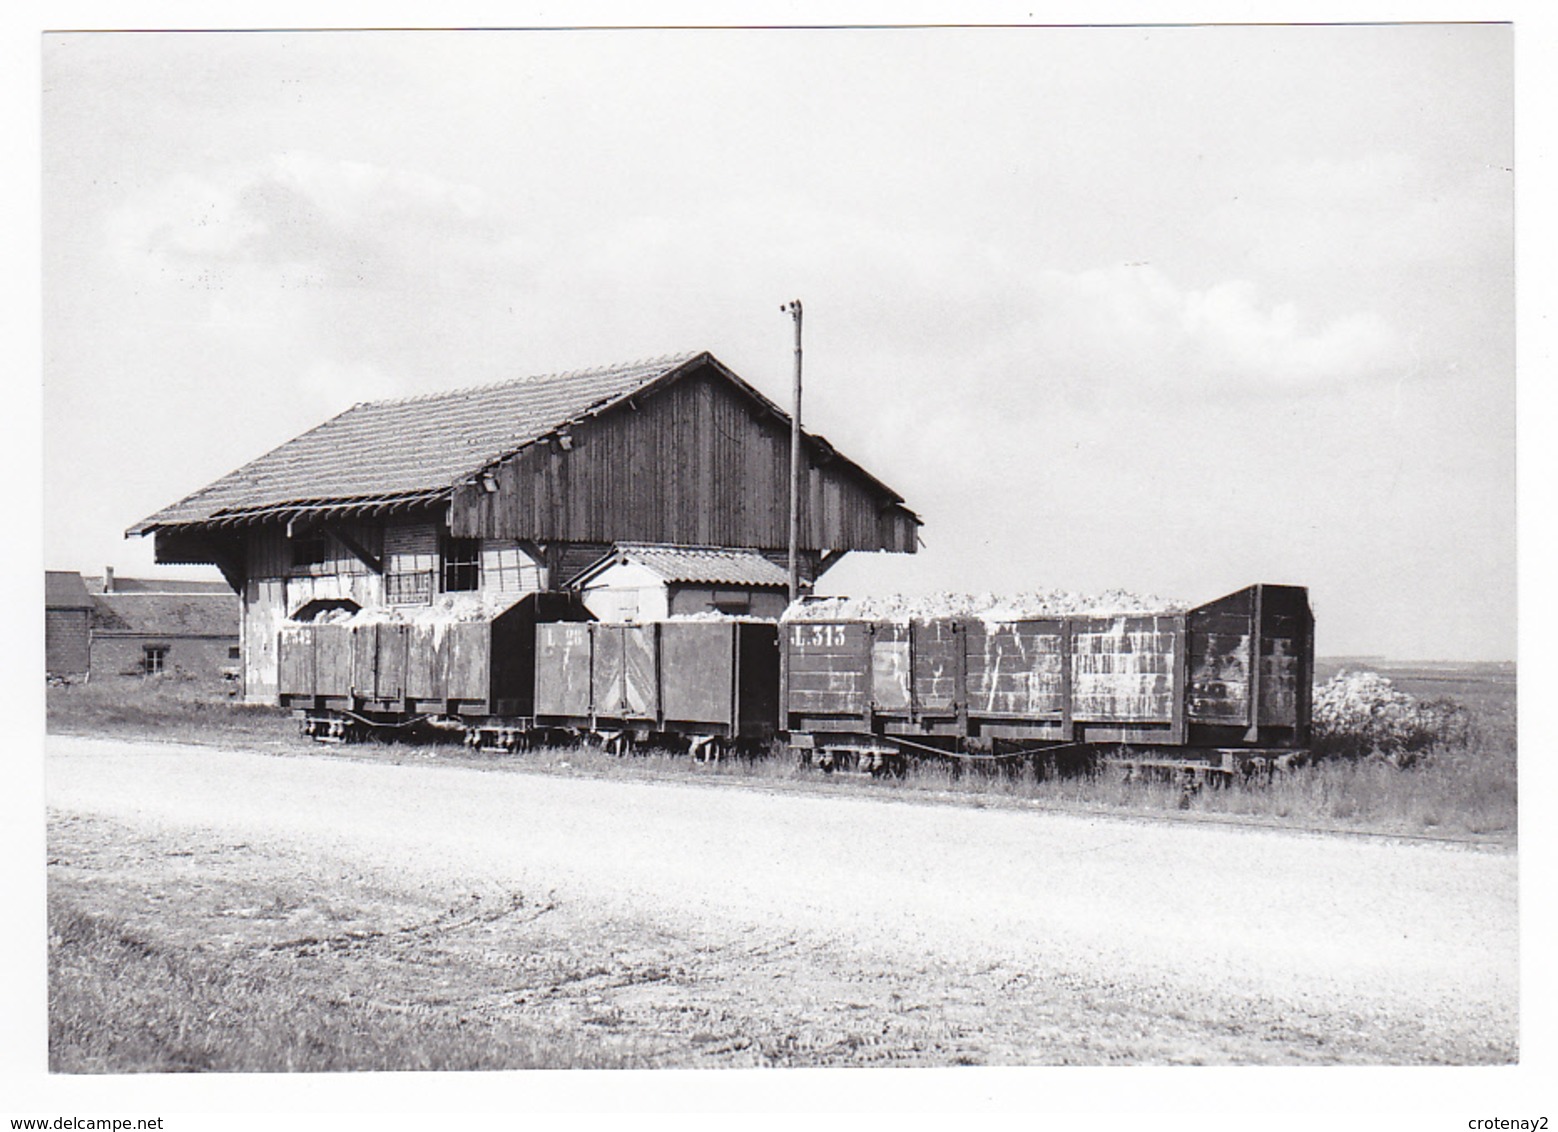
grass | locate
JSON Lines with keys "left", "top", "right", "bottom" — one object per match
{"left": 47, "top": 894, "right": 647, "bottom": 1072}
{"left": 46, "top": 666, "right": 1518, "bottom": 842}
{"left": 47, "top": 674, "right": 292, "bottom": 745}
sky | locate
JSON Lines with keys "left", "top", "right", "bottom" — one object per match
{"left": 38, "top": 22, "right": 1517, "bottom": 660}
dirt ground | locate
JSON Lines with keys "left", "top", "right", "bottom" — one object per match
{"left": 45, "top": 734, "right": 1518, "bottom": 1066}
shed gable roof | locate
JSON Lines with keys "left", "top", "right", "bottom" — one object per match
{"left": 575, "top": 543, "right": 791, "bottom": 588}
{"left": 129, "top": 353, "right": 706, "bottom": 534}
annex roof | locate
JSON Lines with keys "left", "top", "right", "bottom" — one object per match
{"left": 129, "top": 353, "right": 707, "bottom": 535}
{"left": 573, "top": 543, "right": 792, "bottom": 589}
{"left": 90, "top": 591, "right": 239, "bottom": 638}
{"left": 45, "top": 571, "right": 93, "bottom": 610}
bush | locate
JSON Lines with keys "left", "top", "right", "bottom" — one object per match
{"left": 1311, "top": 671, "right": 1471, "bottom": 764}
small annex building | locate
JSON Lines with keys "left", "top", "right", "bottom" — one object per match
{"left": 569, "top": 543, "right": 791, "bottom": 622}
{"left": 45, "top": 571, "right": 94, "bottom": 678}
{"left": 128, "top": 351, "right": 920, "bottom": 703}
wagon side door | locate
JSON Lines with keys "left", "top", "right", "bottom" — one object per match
{"left": 871, "top": 622, "right": 912, "bottom": 714}
{"left": 592, "top": 624, "right": 659, "bottom": 722}
{"left": 535, "top": 621, "right": 592, "bottom": 719}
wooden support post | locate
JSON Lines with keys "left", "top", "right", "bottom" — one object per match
{"left": 1245, "top": 585, "right": 1265, "bottom": 743}
{"left": 515, "top": 539, "right": 549, "bottom": 589}
{"left": 323, "top": 525, "right": 384, "bottom": 574}
{"left": 205, "top": 541, "right": 247, "bottom": 594}
{"left": 814, "top": 548, "right": 847, "bottom": 580}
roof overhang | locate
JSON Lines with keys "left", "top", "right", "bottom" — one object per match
{"left": 128, "top": 488, "right": 449, "bottom": 538}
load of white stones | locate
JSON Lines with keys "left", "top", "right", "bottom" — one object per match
{"left": 783, "top": 588, "right": 1188, "bottom": 624}
{"left": 310, "top": 591, "right": 525, "bottom": 626}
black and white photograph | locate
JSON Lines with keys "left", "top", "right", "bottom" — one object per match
{"left": 8, "top": 4, "right": 1551, "bottom": 1126}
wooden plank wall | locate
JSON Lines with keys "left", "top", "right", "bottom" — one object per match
{"left": 965, "top": 621, "right": 1066, "bottom": 718}
{"left": 453, "top": 367, "right": 918, "bottom": 554}
{"left": 1070, "top": 617, "right": 1178, "bottom": 723}
{"left": 784, "top": 621, "right": 871, "bottom": 716}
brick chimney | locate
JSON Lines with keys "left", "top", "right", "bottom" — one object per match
{"left": 103, "top": 566, "right": 114, "bottom": 594}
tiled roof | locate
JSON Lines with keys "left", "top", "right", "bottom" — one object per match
{"left": 130, "top": 353, "right": 704, "bottom": 533}
{"left": 45, "top": 571, "right": 93, "bottom": 609}
{"left": 90, "top": 592, "right": 239, "bottom": 638}
{"left": 588, "top": 543, "right": 791, "bottom": 587}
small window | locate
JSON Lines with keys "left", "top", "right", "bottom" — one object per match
{"left": 291, "top": 533, "right": 328, "bottom": 568}
{"left": 442, "top": 537, "right": 480, "bottom": 592}
{"left": 228, "top": 646, "right": 241, "bottom": 660}
{"left": 143, "top": 645, "right": 168, "bottom": 675}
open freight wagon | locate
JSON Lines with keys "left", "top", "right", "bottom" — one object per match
{"left": 277, "top": 591, "right": 588, "bottom": 748}
{"left": 781, "top": 583, "right": 1313, "bottom": 776}
{"left": 532, "top": 619, "right": 780, "bottom": 756}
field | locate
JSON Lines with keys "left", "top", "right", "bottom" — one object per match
{"left": 1313, "top": 657, "right": 1518, "bottom": 720}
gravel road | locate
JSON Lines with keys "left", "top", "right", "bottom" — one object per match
{"left": 45, "top": 734, "right": 1518, "bottom": 1063}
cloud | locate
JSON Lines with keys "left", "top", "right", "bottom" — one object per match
{"left": 98, "top": 154, "right": 1407, "bottom": 441}
{"left": 1209, "top": 152, "right": 1512, "bottom": 278}
{"left": 97, "top": 153, "right": 546, "bottom": 406}
{"left": 1018, "top": 265, "right": 1399, "bottom": 392}
{"left": 1173, "top": 275, "right": 1399, "bottom": 388}
{"left": 810, "top": 251, "right": 1406, "bottom": 433}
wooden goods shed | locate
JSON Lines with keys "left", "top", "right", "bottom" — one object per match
{"left": 128, "top": 351, "right": 920, "bottom": 703}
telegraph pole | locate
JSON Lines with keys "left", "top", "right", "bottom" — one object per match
{"left": 783, "top": 299, "right": 803, "bottom": 605}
